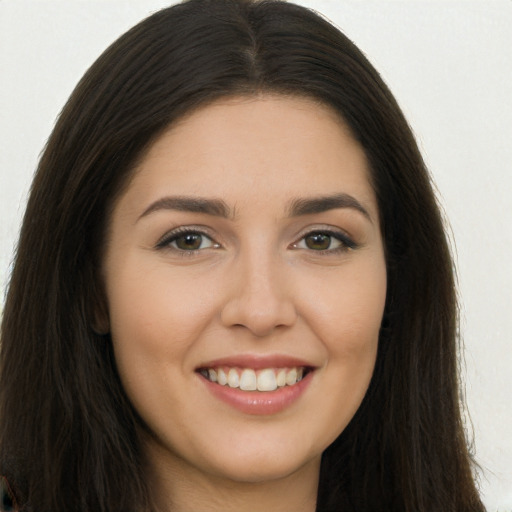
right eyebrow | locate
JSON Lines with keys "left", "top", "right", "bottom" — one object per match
{"left": 137, "top": 196, "right": 233, "bottom": 222}
{"left": 287, "top": 193, "right": 373, "bottom": 223}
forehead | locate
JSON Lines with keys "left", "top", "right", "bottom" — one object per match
{"left": 118, "top": 94, "right": 377, "bottom": 220}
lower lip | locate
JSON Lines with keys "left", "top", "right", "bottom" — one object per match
{"left": 199, "top": 371, "right": 313, "bottom": 415}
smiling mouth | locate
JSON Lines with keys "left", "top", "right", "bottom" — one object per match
{"left": 197, "top": 366, "right": 312, "bottom": 392}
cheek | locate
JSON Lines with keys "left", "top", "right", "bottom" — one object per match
{"left": 107, "top": 257, "right": 216, "bottom": 348}
{"left": 302, "top": 261, "right": 386, "bottom": 352}
{"left": 308, "top": 266, "right": 385, "bottom": 433}
{"left": 105, "top": 263, "right": 219, "bottom": 402}
{"left": 297, "top": 257, "right": 386, "bottom": 431}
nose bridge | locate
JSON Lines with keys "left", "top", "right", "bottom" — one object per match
{"left": 220, "top": 243, "right": 297, "bottom": 336}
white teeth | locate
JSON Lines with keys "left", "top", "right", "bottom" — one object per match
{"left": 217, "top": 368, "right": 227, "bottom": 386}
{"left": 201, "top": 366, "right": 308, "bottom": 391}
{"left": 285, "top": 368, "right": 297, "bottom": 386}
{"left": 276, "top": 369, "right": 286, "bottom": 387}
{"left": 257, "top": 368, "right": 277, "bottom": 391}
{"left": 240, "top": 369, "right": 257, "bottom": 391}
{"left": 227, "top": 368, "right": 239, "bottom": 388}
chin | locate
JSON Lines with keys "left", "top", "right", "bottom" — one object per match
{"left": 195, "top": 432, "right": 324, "bottom": 485}
{"left": 210, "top": 453, "right": 320, "bottom": 485}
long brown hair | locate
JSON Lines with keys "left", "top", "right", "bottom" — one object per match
{"left": 0, "top": 1, "right": 484, "bottom": 510}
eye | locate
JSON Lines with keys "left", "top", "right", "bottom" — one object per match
{"left": 157, "top": 229, "right": 219, "bottom": 252}
{"left": 292, "top": 230, "right": 357, "bottom": 252}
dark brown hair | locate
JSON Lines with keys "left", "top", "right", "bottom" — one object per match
{"left": 0, "top": 1, "right": 484, "bottom": 510}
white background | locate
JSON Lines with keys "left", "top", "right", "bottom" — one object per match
{"left": 1, "top": 1, "right": 511, "bottom": 509}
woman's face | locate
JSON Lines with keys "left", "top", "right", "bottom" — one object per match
{"left": 103, "top": 95, "right": 386, "bottom": 485}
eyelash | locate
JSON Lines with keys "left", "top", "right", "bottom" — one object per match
{"left": 292, "top": 229, "right": 358, "bottom": 253}
{"left": 156, "top": 226, "right": 218, "bottom": 253}
{"left": 155, "top": 227, "right": 358, "bottom": 254}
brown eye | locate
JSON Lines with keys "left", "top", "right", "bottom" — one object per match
{"left": 157, "top": 230, "right": 218, "bottom": 251}
{"left": 292, "top": 230, "right": 356, "bottom": 253}
{"left": 174, "top": 233, "right": 204, "bottom": 250}
{"left": 304, "top": 233, "right": 336, "bottom": 251}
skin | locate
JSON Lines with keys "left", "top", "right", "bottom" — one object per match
{"left": 102, "top": 95, "right": 387, "bottom": 512}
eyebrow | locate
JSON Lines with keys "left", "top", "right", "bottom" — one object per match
{"left": 287, "top": 193, "right": 372, "bottom": 221}
{"left": 138, "top": 196, "right": 232, "bottom": 221}
{"left": 137, "top": 192, "right": 372, "bottom": 223}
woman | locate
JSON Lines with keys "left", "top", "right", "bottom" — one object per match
{"left": 0, "top": 0, "right": 484, "bottom": 511}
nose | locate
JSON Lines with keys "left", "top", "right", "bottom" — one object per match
{"left": 220, "top": 251, "right": 298, "bottom": 337}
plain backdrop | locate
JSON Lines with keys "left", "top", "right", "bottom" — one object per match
{"left": 1, "top": 1, "right": 511, "bottom": 509}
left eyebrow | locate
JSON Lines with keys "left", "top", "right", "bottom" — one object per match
{"left": 287, "top": 193, "right": 373, "bottom": 222}
{"left": 137, "top": 196, "right": 233, "bottom": 221}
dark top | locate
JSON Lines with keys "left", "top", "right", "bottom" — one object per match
{"left": 0, "top": 476, "right": 16, "bottom": 512}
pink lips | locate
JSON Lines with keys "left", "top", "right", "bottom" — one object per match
{"left": 196, "top": 354, "right": 315, "bottom": 415}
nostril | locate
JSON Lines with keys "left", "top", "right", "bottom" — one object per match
{"left": 220, "top": 297, "right": 298, "bottom": 336}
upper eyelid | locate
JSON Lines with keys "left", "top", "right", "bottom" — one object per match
{"left": 293, "top": 224, "right": 354, "bottom": 241}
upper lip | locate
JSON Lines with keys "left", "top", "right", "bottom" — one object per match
{"left": 196, "top": 354, "right": 316, "bottom": 371}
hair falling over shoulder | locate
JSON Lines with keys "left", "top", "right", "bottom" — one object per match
{"left": 0, "top": 1, "right": 485, "bottom": 510}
